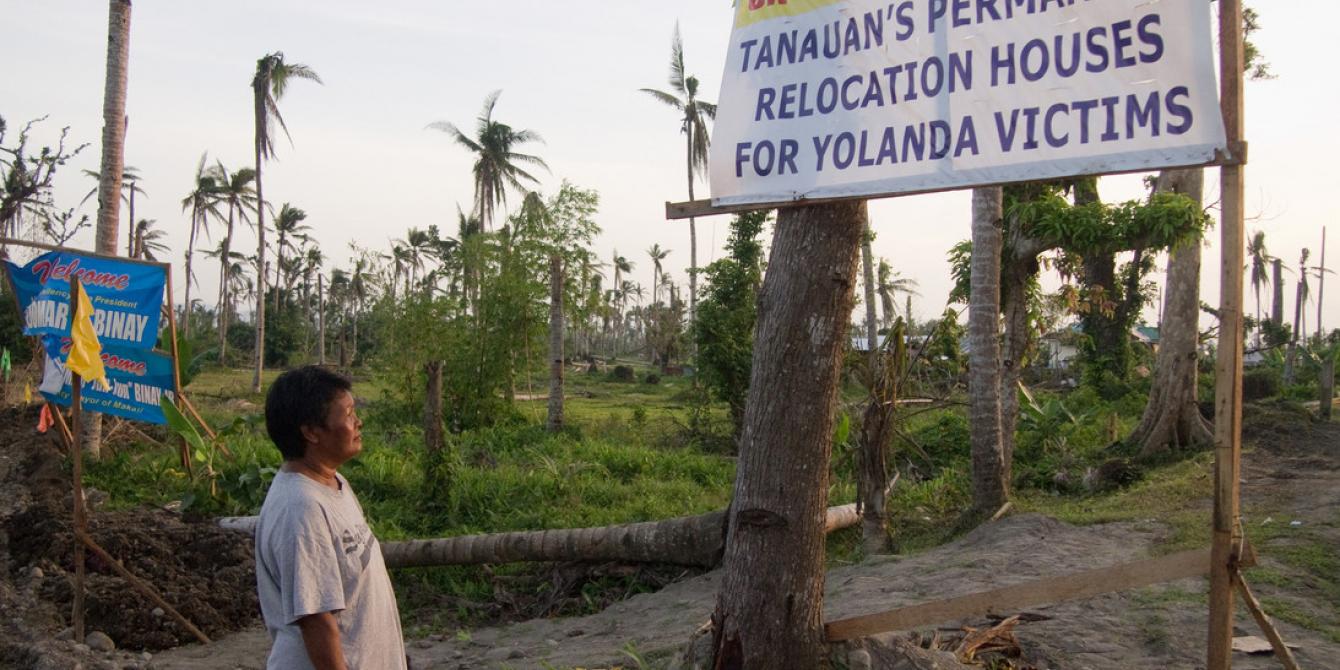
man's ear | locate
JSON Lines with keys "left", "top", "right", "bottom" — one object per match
{"left": 298, "top": 423, "right": 321, "bottom": 447}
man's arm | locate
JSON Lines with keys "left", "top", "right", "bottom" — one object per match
{"left": 296, "top": 612, "right": 348, "bottom": 670}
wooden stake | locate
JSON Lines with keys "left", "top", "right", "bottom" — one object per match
{"left": 75, "top": 531, "right": 211, "bottom": 645}
{"left": 164, "top": 268, "right": 191, "bottom": 472}
{"left": 1210, "top": 0, "right": 1247, "bottom": 666}
{"left": 1233, "top": 570, "right": 1301, "bottom": 670}
{"left": 48, "top": 401, "right": 74, "bottom": 449}
{"left": 70, "top": 324, "right": 87, "bottom": 644}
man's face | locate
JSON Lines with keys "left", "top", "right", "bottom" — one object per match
{"left": 304, "top": 390, "right": 363, "bottom": 466}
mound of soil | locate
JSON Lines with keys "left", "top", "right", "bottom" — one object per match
{"left": 0, "top": 406, "right": 257, "bottom": 657}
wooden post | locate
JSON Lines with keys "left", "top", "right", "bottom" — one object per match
{"left": 1210, "top": 0, "right": 1246, "bottom": 666}
{"left": 163, "top": 267, "right": 191, "bottom": 471}
{"left": 69, "top": 280, "right": 87, "bottom": 644}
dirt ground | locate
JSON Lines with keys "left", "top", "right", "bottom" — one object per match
{"left": 0, "top": 406, "right": 258, "bottom": 669}
{"left": 4, "top": 402, "right": 1339, "bottom": 669}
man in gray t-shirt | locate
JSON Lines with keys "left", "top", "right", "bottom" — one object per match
{"left": 256, "top": 366, "right": 406, "bottom": 670}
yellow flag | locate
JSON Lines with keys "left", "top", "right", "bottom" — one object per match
{"left": 23, "top": 382, "right": 32, "bottom": 404}
{"left": 67, "top": 279, "right": 110, "bottom": 391}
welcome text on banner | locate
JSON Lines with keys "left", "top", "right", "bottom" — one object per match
{"left": 710, "top": 0, "right": 1228, "bottom": 206}
{"left": 6, "top": 250, "right": 166, "bottom": 350}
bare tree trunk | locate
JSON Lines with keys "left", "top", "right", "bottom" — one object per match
{"left": 857, "top": 219, "right": 889, "bottom": 554}
{"left": 317, "top": 274, "right": 325, "bottom": 365}
{"left": 999, "top": 219, "right": 1046, "bottom": 483}
{"left": 547, "top": 254, "right": 564, "bottom": 432}
{"left": 711, "top": 201, "right": 864, "bottom": 670}
{"left": 970, "top": 187, "right": 1007, "bottom": 513}
{"left": 1271, "top": 259, "right": 1284, "bottom": 327}
{"left": 861, "top": 224, "right": 879, "bottom": 366}
{"left": 1285, "top": 279, "right": 1304, "bottom": 384}
{"left": 1318, "top": 227, "right": 1327, "bottom": 340}
{"left": 85, "top": 0, "right": 133, "bottom": 461}
{"left": 424, "top": 360, "right": 444, "bottom": 452}
{"left": 1130, "top": 169, "right": 1214, "bottom": 456}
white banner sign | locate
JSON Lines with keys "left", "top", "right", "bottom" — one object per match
{"left": 709, "top": 0, "right": 1227, "bottom": 207}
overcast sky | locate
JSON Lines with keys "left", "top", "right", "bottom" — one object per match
{"left": 2, "top": 2, "right": 1337, "bottom": 333}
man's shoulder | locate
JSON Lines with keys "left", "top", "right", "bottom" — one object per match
{"left": 258, "top": 473, "right": 330, "bottom": 522}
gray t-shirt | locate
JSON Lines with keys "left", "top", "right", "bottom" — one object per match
{"left": 255, "top": 470, "right": 407, "bottom": 670}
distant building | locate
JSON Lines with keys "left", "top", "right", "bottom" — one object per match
{"left": 1038, "top": 323, "right": 1161, "bottom": 370}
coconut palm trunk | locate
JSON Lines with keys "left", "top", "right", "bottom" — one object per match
{"left": 686, "top": 137, "right": 698, "bottom": 332}
{"left": 252, "top": 144, "right": 267, "bottom": 391}
{"left": 969, "top": 187, "right": 1008, "bottom": 513}
{"left": 221, "top": 504, "right": 859, "bottom": 568}
{"left": 217, "top": 204, "right": 234, "bottom": 363}
{"left": 84, "top": 0, "right": 133, "bottom": 461}
{"left": 711, "top": 201, "right": 865, "bottom": 669}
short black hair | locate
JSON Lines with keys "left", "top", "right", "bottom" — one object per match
{"left": 264, "top": 366, "right": 353, "bottom": 460}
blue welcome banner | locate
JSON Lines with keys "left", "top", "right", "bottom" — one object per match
{"left": 38, "top": 336, "right": 175, "bottom": 425}
{"left": 5, "top": 250, "right": 166, "bottom": 350}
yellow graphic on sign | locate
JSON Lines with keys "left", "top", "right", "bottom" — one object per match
{"left": 735, "top": 0, "right": 844, "bottom": 29}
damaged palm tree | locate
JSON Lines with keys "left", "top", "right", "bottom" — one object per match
{"left": 856, "top": 318, "right": 907, "bottom": 555}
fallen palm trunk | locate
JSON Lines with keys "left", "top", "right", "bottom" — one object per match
{"left": 220, "top": 503, "right": 860, "bottom": 568}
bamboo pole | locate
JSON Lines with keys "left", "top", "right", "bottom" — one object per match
{"left": 1210, "top": 0, "right": 1246, "bottom": 666}
{"left": 75, "top": 531, "right": 211, "bottom": 645}
{"left": 69, "top": 282, "right": 87, "bottom": 644}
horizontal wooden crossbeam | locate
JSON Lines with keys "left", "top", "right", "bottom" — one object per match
{"left": 666, "top": 142, "right": 1247, "bottom": 220}
{"left": 824, "top": 543, "right": 1254, "bottom": 641}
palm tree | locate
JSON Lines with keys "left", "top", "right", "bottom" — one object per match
{"left": 179, "top": 152, "right": 221, "bottom": 338}
{"left": 427, "top": 91, "right": 548, "bottom": 231}
{"left": 251, "top": 51, "right": 322, "bottom": 392}
{"left": 647, "top": 244, "right": 670, "bottom": 305}
{"left": 204, "top": 239, "right": 247, "bottom": 362}
{"left": 1285, "top": 249, "right": 1312, "bottom": 384}
{"left": 641, "top": 23, "right": 717, "bottom": 330}
{"left": 876, "top": 260, "right": 920, "bottom": 329}
{"left": 347, "top": 256, "right": 372, "bottom": 366}
{"left": 272, "top": 203, "right": 309, "bottom": 309}
{"left": 612, "top": 252, "right": 634, "bottom": 350}
{"left": 133, "top": 219, "right": 168, "bottom": 261}
{"left": 209, "top": 161, "right": 257, "bottom": 359}
{"left": 1247, "top": 231, "right": 1272, "bottom": 346}
{"left": 81, "top": 165, "right": 144, "bottom": 255}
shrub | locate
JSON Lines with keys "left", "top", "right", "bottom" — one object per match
{"left": 610, "top": 365, "right": 635, "bottom": 382}
{"left": 643, "top": 373, "right": 661, "bottom": 385}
